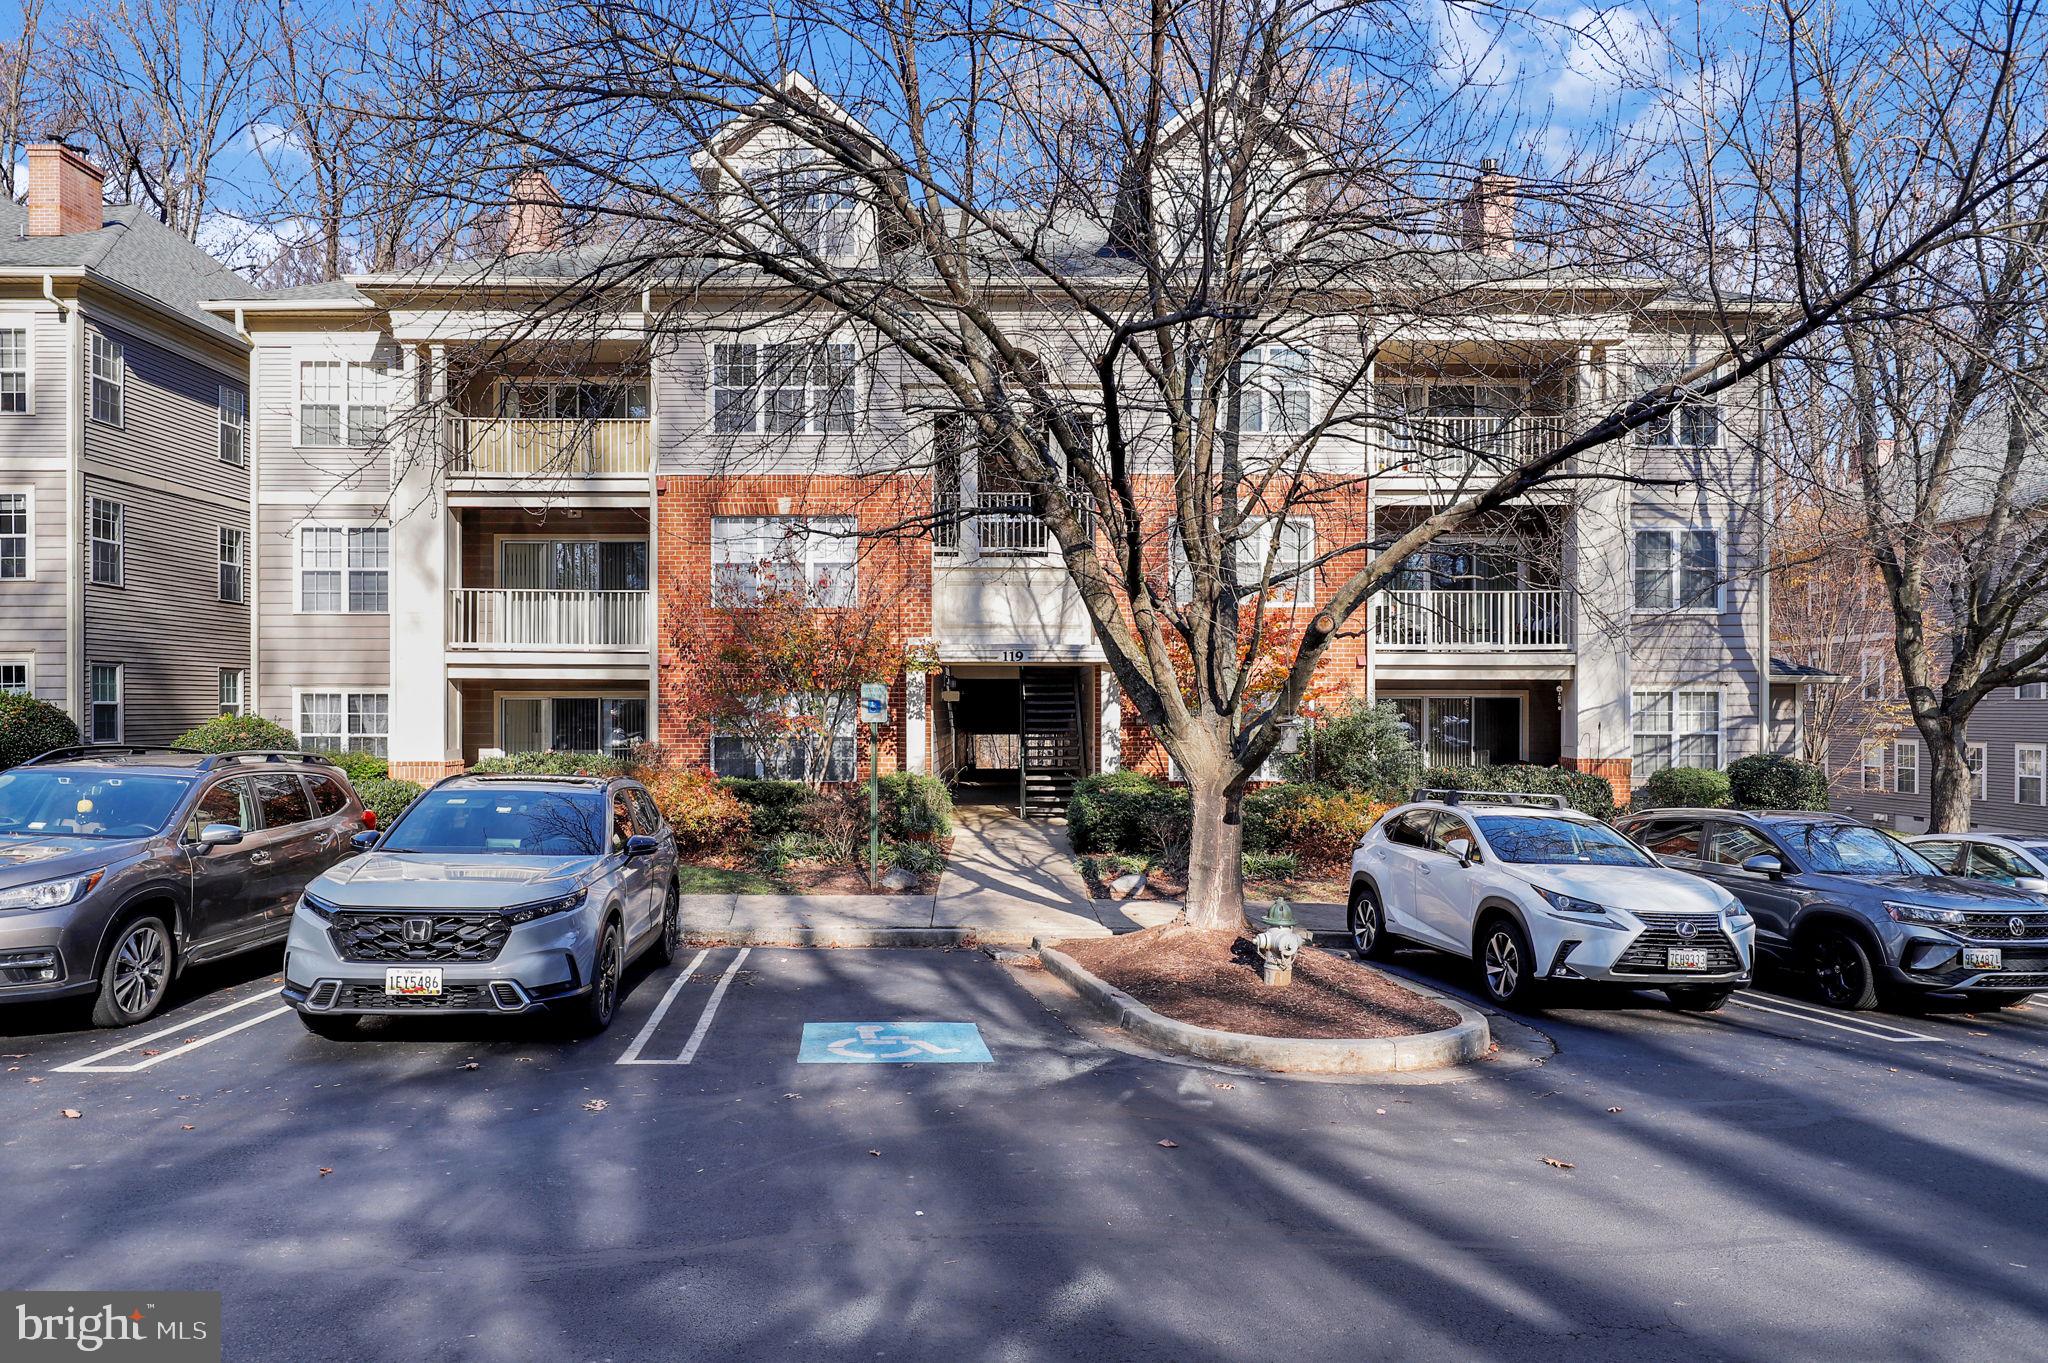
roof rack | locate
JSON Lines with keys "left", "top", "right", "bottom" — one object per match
{"left": 1413, "top": 788, "right": 1569, "bottom": 811}
{"left": 463, "top": 772, "right": 612, "bottom": 785}
{"left": 196, "top": 750, "right": 338, "bottom": 771}
{"left": 19, "top": 745, "right": 204, "bottom": 766}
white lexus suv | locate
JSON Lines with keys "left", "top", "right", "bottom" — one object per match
{"left": 1348, "top": 791, "right": 1756, "bottom": 1011}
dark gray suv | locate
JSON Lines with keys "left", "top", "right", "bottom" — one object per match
{"left": 0, "top": 747, "right": 366, "bottom": 1026}
{"left": 1618, "top": 808, "right": 2048, "bottom": 1011}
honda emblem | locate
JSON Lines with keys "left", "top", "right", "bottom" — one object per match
{"left": 403, "top": 917, "right": 434, "bottom": 945}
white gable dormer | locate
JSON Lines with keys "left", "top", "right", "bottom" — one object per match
{"left": 692, "top": 71, "right": 883, "bottom": 267}
{"left": 1119, "top": 86, "right": 1320, "bottom": 263}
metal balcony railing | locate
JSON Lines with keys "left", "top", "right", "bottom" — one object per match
{"left": 1374, "top": 413, "right": 1571, "bottom": 475}
{"left": 446, "top": 416, "right": 652, "bottom": 476}
{"left": 1372, "top": 588, "right": 1571, "bottom": 650}
{"left": 448, "top": 589, "right": 650, "bottom": 650}
{"left": 933, "top": 491, "right": 1091, "bottom": 556}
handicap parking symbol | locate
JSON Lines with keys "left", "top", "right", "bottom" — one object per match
{"left": 799, "top": 1021, "right": 993, "bottom": 1064}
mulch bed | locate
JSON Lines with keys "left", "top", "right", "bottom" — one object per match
{"left": 1053, "top": 924, "right": 1460, "bottom": 1040}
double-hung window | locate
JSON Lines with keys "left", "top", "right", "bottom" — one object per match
{"left": 1892, "top": 739, "right": 1920, "bottom": 796}
{"left": 88, "top": 332, "right": 123, "bottom": 426}
{"left": 1632, "top": 688, "right": 1722, "bottom": 781}
{"left": 89, "top": 664, "right": 121, "bottom": 742}
{"left": 710, "top": 516, "right": 857, "bottom": 606}
{"left": 0, "top": 490, "right": 27, "bottom": 579}
{"left": 218, "top": 526, "right": 247, "bottom": 603}
{"left": 756, "top": 149, "right": 860, "bottom": 260}
{"left": 1967, "top": 743, "right": 1988, "bottom": 800}
{"left": 1861, "top": 741, "right": 1887, "bottom": 792}
{"left": 298, "top": 359, "right": 392, "bottom": 446}
{"left": 1232, "top": 345, "right": 1310, "bottom": 434}
{"left": 711, "top": 700, "right": 858, "bottom": 782}
{"left": 1860, "top": 649, "right": 1888, "bottom": 702}
{"left": 2018, "top": 745, "right": 2046, "bottom": 807}
{"left": 298, "top": 691, "right": 389, "bottom": 755}
{"left": 218, "top": 386, "right": 248, "bottom": 465}
{"left": 1233, "top": 516, "right": 1315, "bottom": 603}
{"left": 712, "top": 339, "right": 856, "bottom": 435}
{"left": 218, "top": 668, "right": 246, "bottom": 715}
{"left": 2018, "top": 680, "right": 2048, "bottom": 701}
{"left": 1632, "top": 525, "right": 1719, "bottom": 611}
{"left": 1634, "top": 364, "right": 1720, "bottom": 448}
{"left": 0, "top": 661, "right": 28, "bottom": 694}
{"left": 297, "top": 525, "right": 390, "bottom": 613}
{"left": 1860, "top": 738, "right": 1922, "bottom": 794}
{"left": 0, "top": 325, "right": 27, "bottom": 413}
{"left": 88, "top": 497, "right": 123, "bottom": 587}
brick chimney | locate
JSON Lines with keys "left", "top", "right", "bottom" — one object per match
{"left": 1460, "top": 157, "right": 1518, "bottom": 257}
{"left": 505, "top": 168, "right": 565, "bottom": 255}
{"left": 25, "top": 139, "right": 106, "bottom": 237}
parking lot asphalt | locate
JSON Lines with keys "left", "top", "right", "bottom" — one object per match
{"left": 2, "top": 943, "right": 2046, "bottom": 1363}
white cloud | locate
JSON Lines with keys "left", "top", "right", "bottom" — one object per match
{"left": 244, "top": 120, "right": 305, "bottom": 163}
{"left": 1551, "top": 5, "right": 1666, "bottom": 112}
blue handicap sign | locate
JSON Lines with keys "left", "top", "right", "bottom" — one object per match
{"left": 798, "top": 1021, "right": 993, "bottom": 1064}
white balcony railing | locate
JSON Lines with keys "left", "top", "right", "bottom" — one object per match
{"left": 448, "top": 589, "right": 650, "bottom": 650}
{"left": 1374, "top": 414, "right": 1571, "bottom": 475}
{"left": 446, "top": 416, "right": 652, "bottom": 476}
{"left": 933, "top": 491, "right": 1092, "bottom": 556}
{"left": 1373, "top": 588, "right": 1571, "bottom": 651}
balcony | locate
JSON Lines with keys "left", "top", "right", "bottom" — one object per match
{"left": 933, "top": 492, "right": 1091, "bottom": 557}
{"left": 448, "top": 588, "right": 650, "bottom": 651}
{"left": 1372, "top": 589, "right": 1571, "bottom": 651}
{"left": 1372, "top": 414, "right": 1571, "bottom": 476}
{"left": 446, "top": 416, "right": 652, "bottom": 477}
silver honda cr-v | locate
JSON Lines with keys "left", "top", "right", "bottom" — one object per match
{"left": 282, "top": 773, "right": 681, "bottom": 1037}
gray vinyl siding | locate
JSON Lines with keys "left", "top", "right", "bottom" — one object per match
{"left": 0, "top": 307, "right": 74, "bottom": 706}
{"left": 252, "top": 504, "right": 391, "bottom": 726}
{"left": 80, "top": 319, "right": 247, "bottom": 504}
{"left": 79, "top": 474, "right": 249, "bottom": 744}
{"left": 1831, "top": 691, "right": 2048, "bottom": 837}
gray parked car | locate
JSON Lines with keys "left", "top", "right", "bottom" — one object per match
{"left": 283, "top": 773, "right": 681, "bottom": 1038}
{"left": 0, "top": 747, "right": 367, "bottom": 1026}
{"left": 1617, "top": 808, "right": 2048, "bottom": 1010}
{"left": 1905, "top": 833, "right": 2048, "bottom": 900}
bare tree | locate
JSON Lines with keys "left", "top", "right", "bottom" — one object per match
{"left": 0, "top": 0, "right": 50, "bottom": 198}
{"left": 374, "top": 0, "right": 2048, "bottom": 927}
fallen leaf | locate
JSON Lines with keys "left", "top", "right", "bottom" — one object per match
{"left": 317, "top": 1167, "right": 333, "bottom": 1177}
{"left": 59, "top": 1108, "right": 81, "bottom": 1119}
{"left": 1969, "top": 1031, "right": 1990, "bottom": 1038}
{"left": 582, "top": 1099, "right": 609, "bottom": 1112}
{"left": 180, "top": 1125, "right": 194, "bottom": 1131}
{"left": 1211, "top": 1082, "right": 1235, "bottom": 1091}
{"left": 868, "top": 1149, "right": 882, "bottom": 1157}
{"left": 0, "top": 1053, "right": 25, "bottom": 1059}
{"left": 1157, "top": 1139, "right": 1180, "bottom": 1149}
{"left": 1607, "top": 1107, "right": 1624, "bottom": 1114}
{"left": 782, "top": 1093, "right": 801, "bottom": 1099}
{"left": 1541, "top": 1157, "right": 1574, "bottom": 1170}
{"left": 457, "top": 1062, "right": 479, "bottom": 1071}
{"left": 183, "top": 1038, "right": 199, "bottom": 1045}
{"left": 1375, "top": 1107, "right": 1387, "bottom": 1115}
{"left": 26, "top": 1077, "right": 43, "bottom": 1084}
{"left": 141, "top": 1049, "right": 161, "bottom": 1057}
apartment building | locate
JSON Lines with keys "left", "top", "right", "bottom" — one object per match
{"left": 207, "top": 83, "right": 1778, "bottom": 809}
{"left": 0, "top": 141, "right": 256, "bottom": 743}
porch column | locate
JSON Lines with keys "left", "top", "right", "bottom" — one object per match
{"left": 387, "top": 343, "right": 459, "bottom": 776}
{"left": 1561, "top": 343, "right": 1633, "bottom": 798}
{"left": 1099, "top": 669, "right": 1121, "bottom": 773}
{"left": 904, "top": 666, "right": 929, "bottom": 774}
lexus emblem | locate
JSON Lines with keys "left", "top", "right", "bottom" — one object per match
{"left": 1676, "top": 920, "right": 1699, "bottom": 941}
{"left": 403, "top": 917, "right": 434, "bottom": 945}
{"left": 2013, "top": 917, "right": 2030, "bottom": 939}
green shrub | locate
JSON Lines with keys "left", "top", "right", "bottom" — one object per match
{"left": 1241, "top": 851, "right": 1301, "bottom": 882}
{"left": 1243, "top": 782, "right": 1390, "bottom": 867}
{"left": 885, "top": 841, "right": 946, "bottom": 876}
{"left": 1286, "top": 700, "right": 1422, "bottom": 799}
{"left": 1420, "top": 764, "right": 1617, "bottom": 820}
{"left": 720, "top": 778, "right": 815, "bottom": 840}
{"left": 1066, "top": 772, "right": 1189, "bottom": 855}
{"left": 313, "top": 750, "right": 388, "bottom": 783}
{"left": 0, "top": 693, "right": 80, "bottom": 770}
{"left": 470, "top": 751, "right": 627, "bottom": 777}
{"left": 355, "top": 777, "right": 423, "bottom": 830}
{"left": 1639, "top": 765, "right": 1731, "bottom": 810}
{"left": 174, "top": 713, "right": 299, "bottom": 753}
{"left": 877, "top": 772, "right": 953, "bottom": 840}
{"left": 1727, "top": 753, "right": 1831, "bottom": 811}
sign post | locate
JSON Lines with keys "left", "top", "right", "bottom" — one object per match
{"left": 859, "top": 681, "right": 889, "bottom": 889}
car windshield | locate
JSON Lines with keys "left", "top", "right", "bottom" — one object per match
{"left": 378, "top": 787, "right": 606, "bottom": 856}
{"left": 0, "top": 769, "right": 192, "bottom": 840}
{"left": 1476, "top": 816, "right": 1655, "bottom": 867}
{"left": 2020, "top": 841, "right": 2048, "bottom": 866}
{"left": 1777, "top": 822, "right": 1940, "bottom": 877}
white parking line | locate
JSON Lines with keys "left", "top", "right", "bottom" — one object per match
{"left": 1726, "top": 994, "right": 1942, "bottom": 1043}
{"left": 615, "top": 948, "right": 751, "bottom": 1066}
{"left": 676, "top": 949, "right": 750, "bottom": 1065}
{"left": 614, "top": 949, "right": 710, "bottom": 1065}
{"left": 52, "top": 989, "right": 289, "bottom": 1074}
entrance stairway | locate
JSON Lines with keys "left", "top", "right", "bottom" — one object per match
{"left": 1019, "top": 669, "right": 1085, "bottom": 819}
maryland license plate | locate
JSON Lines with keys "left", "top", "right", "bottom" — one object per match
{"left": 1666, "top": 948, "right": 1712, "bottom": 972}
{"left": 1962, "top": 948, "right": 2004, "bottom": 971}
{"left": 385, "top": 967, "right": 443, "bottom": 997}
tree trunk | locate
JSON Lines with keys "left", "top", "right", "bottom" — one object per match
{"left": 1926, "top": 733, "right": 1973, "bottom": 833}
{"left": 1183, "top": 774, "right": 1247, "bottom": 932}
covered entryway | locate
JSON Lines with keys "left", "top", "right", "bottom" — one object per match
{"left": 933, "top": 665, "right": 1092, "bottom": 818}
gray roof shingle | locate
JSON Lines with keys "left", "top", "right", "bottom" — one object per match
{"left": 0, "top": 197, "right": 261, "bottom": 341}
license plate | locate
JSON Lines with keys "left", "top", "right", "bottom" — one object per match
{"left": 1962, "top": 947, "right": 2003, "bottom": 971}
{"left": 385, "top": 967, "right": 442, "bottom": 996}
{"left": 1666, "top": 948, "right": 1712, "bottom": 972}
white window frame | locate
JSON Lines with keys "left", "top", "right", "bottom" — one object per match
{"left": 710, "top": 335, "right": 859, "bottom": 436}
{"left": 1632, "top": 364, "right": 1721, "bottom": 449}
{"left": 218, "top": 668, "right": 247, "bottom": 716}
{"left": 0, "top": 656, "right": 32, "bottom": 696}
{"left": 1859, "top": 648, "right": 1888, "bottom": 702}
{"left": 1632, "top": 523, "right": 1723, "bottom": 613}
{"left": 1861, "top": 740, "right": 1887, "bottom": 793}
{"left": 710, "top": 696, "right": 859, "bottom": 781}
{"left": 496, "top": 692, "right": 650, "bottom": 758}
{"left": 1967, "top": 742, "right": 1987, "bottom": 801}
{"left": 218, "top": 385, "right": 248, "bottom": 466}
{"left": 2018, "top": 744, "right": 2047, "bottom": 807}
{"left": 2017, "top": 680, "right": 2048, "bottom": 701}
{"left": 295, "top": 358, "right": 394, "bottom": 449}
{"left": 1235, "top": 515, "right": 1316, "bottom": 604}
{"left": 710, "top": 516, "right": 858, "bottom": 606}
{"left": 294, "top": 523, "right": 391, "bottom": 614}
{"left": 747, "top": 148, "right": 864, "bottom": 262}
{"left": 218, "top": 526, "right": 247, "bottom": 603}
{"left": 88, "top": 496, "right": 124, "bottom": 588}
{"left": 88, "top": 663, "right": 122, "bottom": 743}
{"left": 88, "top": 331, "right": 123, "bottom": 428}
{"left": 295, "top": 688, "right": 391, "bottom": 756}
{"left": 1631, "top": 686, "right": 1725, "bottom": 781}
{"left": 1232, "top": 344, "right": 1311, "bottom": 434}
{"left": 0, "top": 319, "right": 30, "bottom": 415}
{"left": 1892, "top": 738, "right": 1920, "bottom": 796}
{"left": 0, "top": 485, "right": 32, "bottom": 580}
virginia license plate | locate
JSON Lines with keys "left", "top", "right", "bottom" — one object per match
{"left": 1667, "top": 948, "right": 1712, "bottom": 972}
{"left": 1962, "top": 947, "right": 2003, "bottom": 971}
{"left": 385, "top": 967, "right": 443, "bottom": 996}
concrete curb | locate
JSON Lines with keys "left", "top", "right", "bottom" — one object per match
{"left": 1034, "top": 944, "right": 1491, "bottom": 1074}
{"left": 685, "top": 926, "right": 983, "bottom": 949}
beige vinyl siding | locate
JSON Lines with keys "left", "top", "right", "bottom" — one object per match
{"left": 253, "top": 504, "right": 391, "bottom": 723}
{"left": 253, "top": 333, "right": 397, "bottom": 496}
{"left": 0, "top": 306, "right": 75, "bottom": 707}
{"left": 80, "top": 319, "right": 248, "bottom": 506}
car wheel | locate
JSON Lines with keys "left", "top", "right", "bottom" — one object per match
{"left": 1347, "top": 881, "right": 1392, "bottom": 961}
{"left": 1665, "top": 985, "right": 1737, "bottom": 1012}
{"left": 1807, "top": 927, "right": 1881, "bottom": 1011}
{"left": 563, "top": 921, "right": 624, "bottom": 1037}
{"left": 295, "top": 1009, "right": 363, "bottom": 1040}
{"left": 90, "top": 915, "right": 173, "bottom": 1027}
{"left": 1478, "top": 916, "right": 1541, "bottom": 1010}
{"left": 650, "top": 879, "right": 681, "bottom": 967}
{"left": 1962, "top": 990, "right": 2033, "bottom": 1010}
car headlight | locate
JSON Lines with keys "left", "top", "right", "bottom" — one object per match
{"left": 299, "top": 892, "right": 340, "bottom": 922}
{"left": 1724, "top": 904, "right": 1755, "bottom": 930}
{"left": 1885, "top": 900, "right": 1967, "bottom": 927}
{"left": 503, "top": 889, "right": 587, "bottom": 925}
{"left": 1536, "top": 887, "right": 1607, "bottom": 916}
{"left": 0, "top": 870, "right": 105, "bottom": 912}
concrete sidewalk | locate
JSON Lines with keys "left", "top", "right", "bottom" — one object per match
{"left": 680, "top": 806, "right": 1344, "bottom": 946}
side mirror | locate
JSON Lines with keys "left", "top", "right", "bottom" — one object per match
{"left": 196, "top": 823, "right": 243, "bottom": 847}
{"left": 1741, "top": 853, "right": 1784, "bottom": 878}
{"left": 625, "top": 834, "right": 659, "bottom": 858}
{"left": 1444, "top": 836, "right": 1475, "bottom": 867}
{"left": 2016, "top": 876, "right": 2048, "bottom": 896}
{"left": 349, "top": 829, "right": 381, "bottom": 852}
